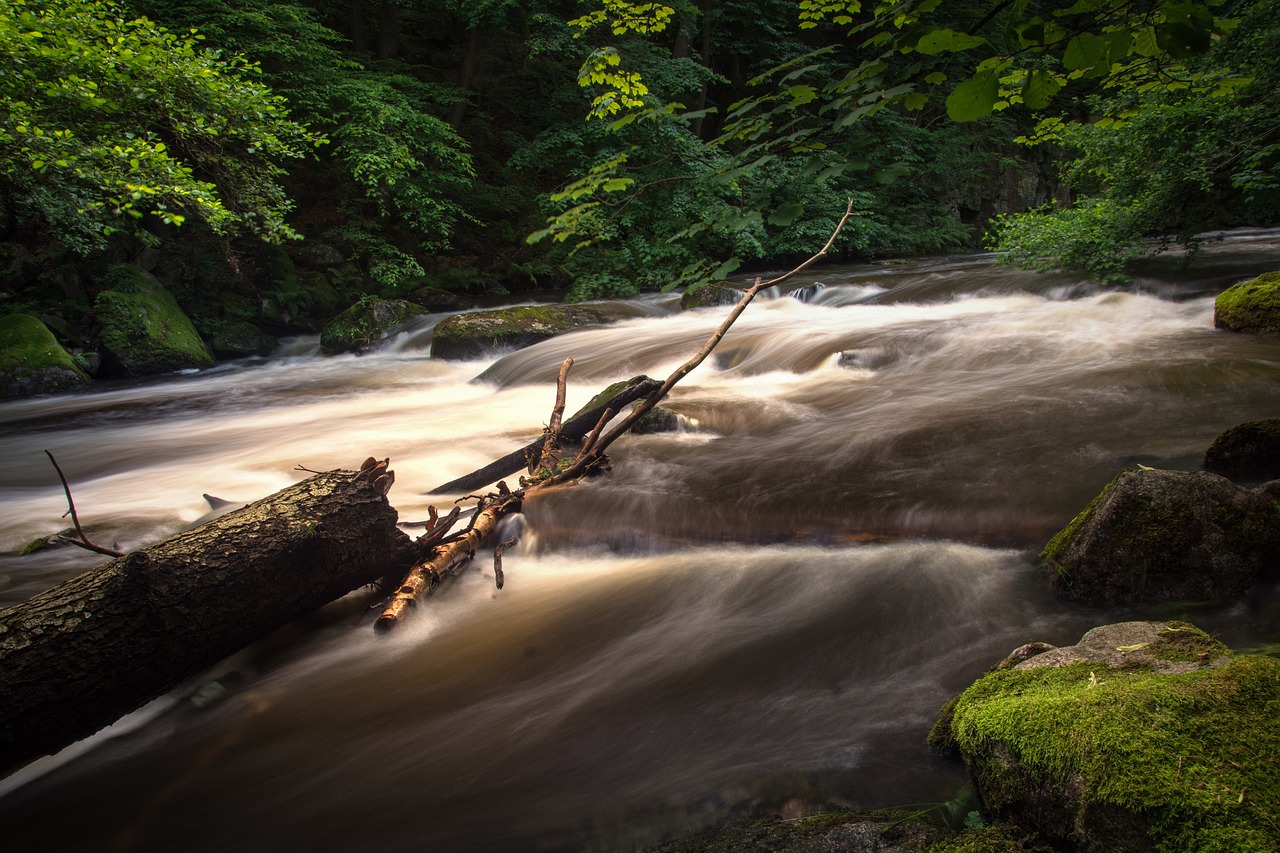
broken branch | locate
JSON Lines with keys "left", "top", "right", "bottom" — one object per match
{"left": 44, "top": 449, "right": 124, "bottom": 558}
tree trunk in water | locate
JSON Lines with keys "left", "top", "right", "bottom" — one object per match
{"left": 0, "top": 470, "right": 415, "bottom": 775}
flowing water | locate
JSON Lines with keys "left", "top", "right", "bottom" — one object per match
{"left": 2, "top": 234, "right": 1280, "bottom": 851}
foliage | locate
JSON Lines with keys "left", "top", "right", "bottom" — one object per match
{"left": 0, "top": 0, "right": 321, "bottom": 254}
{"left": 991, "top": 0, "right": 1280, "bottom": 280}
{"left": 132, "top": 0, "right": 476, "bottom": 291}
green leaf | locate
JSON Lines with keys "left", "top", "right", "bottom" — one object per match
{"left": 1063, "top": 33, "right": 1106, "bottom": 71}
{"left": 1022, "top": 69, "right": 1063, "bottom": 110}
{"left": 946, "top": 71, "right": 999, "bottom": 122}
{"left": 915, "top": 29, "right": 988, "bottom": 55}
{"left": 767, "top": 202, "right": 805, "bottom": 226}
{"left": 710, "top": 257, "right": 741, "bottom": 280}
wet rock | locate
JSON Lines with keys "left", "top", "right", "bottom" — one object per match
{"left": 93, "top": 266, "right": 214, "bottom": 376}
{"left": 1204, "top": 418, "right": 1280, "bottom": 482}
{"left": 212, "top": 321, "right": 278, "bottom": 359}
{"left": 930, "top": 622, "right": 1277, "bottom": 853}
{"left": 319, "top": 298, "right": 426, "bottom": 354}
{"left": 837, "top": 348, "right": 897, "bottom": 371}
{"left": 644, "top": 809, "right": 951, "bottom": 852}
{"left": 430, "top": 304, "right": 615, "bottom": 360}
{"left": 1213, "top": 270, "right": 1280, "bottom": 334}
{"left": 0, "top": 313, "right": 91, "bottom": 399}
{"left": 680, "top": 283, "right": 739, "bottom": 310}
{"left": 1040, "top": 467, "right": 1280, "bottom": 606}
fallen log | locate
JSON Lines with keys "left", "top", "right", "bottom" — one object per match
{"left": 428, "top": 375, "right": 661, "bottom": 494}
{"left": 0, "top": 468, "right": 416, "bottom": 775}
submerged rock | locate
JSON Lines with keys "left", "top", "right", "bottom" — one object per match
{"left": 319, "top": 299, "right": 426, "bottom": 355}
{"left": 1041, "top": 468, "right": 1280, "bottom": 606}
{"left": 93, "top": 266, "right": 214, "bottom": 376}
{"left": 930, "top": 621, "right": 1279, "bottom": 853}
{"left": 1204, "top": 419, "right": 1280, "bottom": 482}
{"left": 1214, "top": 270, "right": 1280, "bottom": 334}
{"left": 0, "top": 313, "right": 91, "bottom": 399}
{"left": 430, "top": 304, "right": 615, "bottom": 360}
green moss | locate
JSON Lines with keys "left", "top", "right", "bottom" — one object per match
{"left": 1039, "top": 471, "right": 1118, "bottom": 581}
{"left": 920, "top": 822, "right": 1051, "bottom": 853}
{"left": 430, "top": 304, "right": 609, "bottom": 359}
{"left": 93, "top": 266, "right": 213, "bottom": 375}
{"left": 1146, "top": 622, "right": 1232, "bottom": 663}
{"left": 1214, "top": 271, "right": 1280, "bottom": 334}
{"left": 318, "top": 298, "right": 426, "bottom": 354}
{"left": 948, "top": 655, "right": 1280, "bottom": 852}
{"left": 0, "top": 313, "right": 91, "bottom": 398}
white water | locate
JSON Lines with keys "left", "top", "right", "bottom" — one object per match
{"left": 2, "top": 236, "right": 1279, "bottom": 851}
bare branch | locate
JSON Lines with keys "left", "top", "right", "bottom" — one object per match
{"left": 44, "top": 450, "right": 124, "bottom": 558}
{"left": 543, "top": 197, "right": 857, "bottom": 484}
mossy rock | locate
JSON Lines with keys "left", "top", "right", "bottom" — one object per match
{"left": 212, "top": 321, "right": 278, "bottom": 359}
{"left": 1041, "top": 468, "right": 1280, "bottom": 606}
{"left": 680, "top": 283, "right": 740, "bottom": 310}
{"left": 935, "top": 622, "right": 1280, "bottom": 852}
{"left": 1214, "top": 271, "right": 1280, "bottom": 334}
{"left": 0, "top": 313, "right": 91, "bottom": 399}
{"left": 1204, "top": 419, "right": 1280, "bottom": 482}
{"left": 93, "top": 266, "right": 214, "bottom": 376}
{"left": 319, "top": 299, "right": 427, "bottom": 355}
{"left": 430, "top": 304, "right": 615, "bottom": 360}
{"left": 567, "top": 374, "right": 677, "bottom": 434}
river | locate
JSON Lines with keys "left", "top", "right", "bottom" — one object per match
{"left": 2, "top": 234, "right": 1279, "bottom": 851}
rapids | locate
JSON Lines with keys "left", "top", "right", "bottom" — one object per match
{"left": 2, "top": 233, "right": 1279, "bottom": 851}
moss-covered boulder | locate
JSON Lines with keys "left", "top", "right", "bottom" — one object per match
{"left": 430, "top": 304, "right": 615, "bottom": 360}
{"left": 0, "top": 313, "right": 91, "bottom": 398}
{"left": 1041, "top": 468, "right": 1280, "bottom": 606}
{"left": 931, "top": 622, "right": 1279, "bottom": 853}
{"left": 1204, "top": 419, "right": 1280, "bottom": 482}
{"left": 93, "top": 266, "right": 214, "bottom": 376}
{"left": 319, "top": 298, "right": 427, "bottom": 354}
{"left": 211, "top": 321, "right": 278, "bottom": 359}
{"left": 1214, "top": 271, "right": 1280, "bottom": 334}
{"left": 680, "top": 283, "right": 740, "bottom": 310}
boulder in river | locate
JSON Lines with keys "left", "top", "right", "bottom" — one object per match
{"left": 929, "top": 621, "right": 1279, "bottom": 853}
{"left": 1214, "top": 270, "right": 1280, "bottom": 334}
{"left": 93, "top": 265, "right": 214, "bottom": 376}
{"left": 1040, "top": 468, "right": 1280, "bottom": 606}
{"left": 0, "top": 313, "right": 91, "bottom": 399}
{"left": 430, "top": 304, "right": 616, "bottom": 360}
{"left": 1204, "top": 418, "right": 1280, "bottom": 482}
{"left": 212, "top": 320, "right": 278, "bottom": 359}
{"left": 319, "top": 298, "right": 427, "bottom": 354}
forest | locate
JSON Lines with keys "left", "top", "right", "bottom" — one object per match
{"left": 3, "top": 2, "right": 1280, "bottom": 852}
{"left": 2, "top": 0, "right": 1277, "bottom": 343}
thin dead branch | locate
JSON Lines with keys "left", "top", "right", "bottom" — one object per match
{"left": 45, "top": 449, "right": 124, "bottom": 558}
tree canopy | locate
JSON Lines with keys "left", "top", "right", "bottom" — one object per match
{"left": 0, "top": 0, "right": 321, "bottom": 252}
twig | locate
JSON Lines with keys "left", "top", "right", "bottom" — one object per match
{"left": 535, "top": 357, "right": 573, "bottom": 473}
{"left": 44, "top": 450, "right": 124, "bottom": 558}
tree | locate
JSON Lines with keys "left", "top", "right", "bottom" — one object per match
{"left": 529, "top": 0, "right": 1251, "bottom": 292}
{"left": 990, "top": 0, "right": 1280, "bottom": 281}
{"left": 0, "top": 0, "right": 322, "bottom": 254}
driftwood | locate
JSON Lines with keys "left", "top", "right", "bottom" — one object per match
{"left": 428, "top": 374, "right": 661, "bottom": 494}
{"left": 0, "top": 468, "right": 416, "bottom": 775}
{"left": 374, "top": 199, "right": 859, "bottom": 631}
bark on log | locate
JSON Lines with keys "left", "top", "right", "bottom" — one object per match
{"left": 428, "top": 376, "right": 661, "bottom": 494}
{"left": 0, "top": 470, "right": 416, "bottom": 775}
